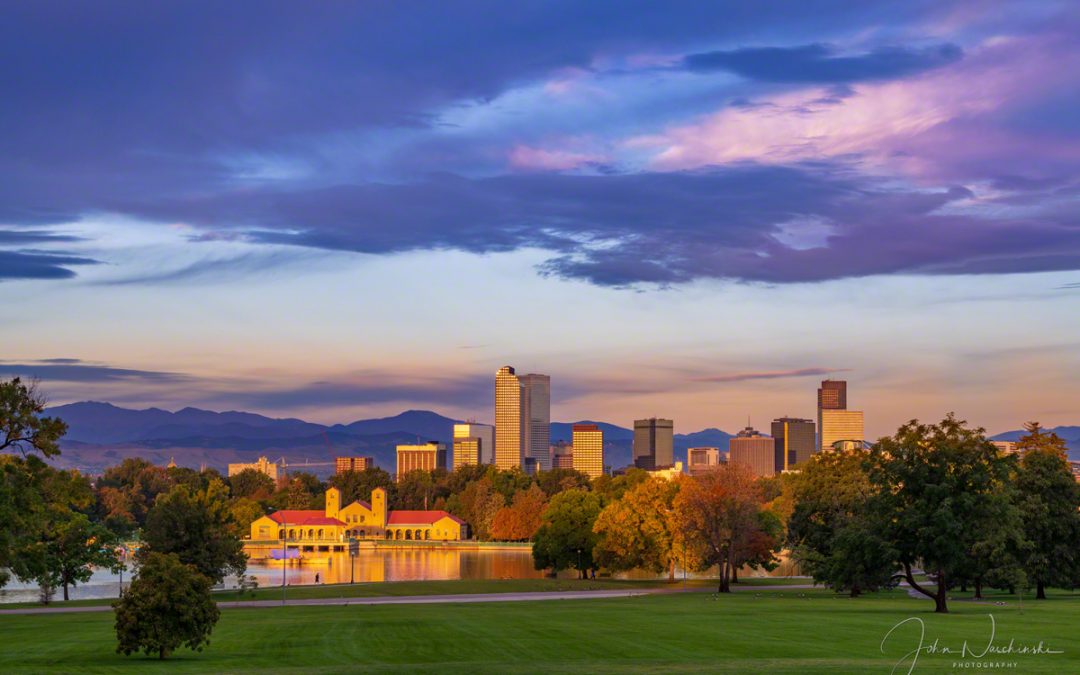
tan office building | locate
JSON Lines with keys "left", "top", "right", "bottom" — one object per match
{"left": 334, "top": 456, "right": 375, "bottom": 474}
{"left": 571, "top": 424, "right": 604, "bottom": 479}
{"left": 819, "top": 410, "right": 865, "bottom": 451}
{"left": 228, "top": 456, "right": 278, "bottom": 481}
{"left": 728, "top": 427, "right": 775, "bottom": 478}
{"left": 453, "top": 422, "right": 494, "bottom": 469}
{"left": 396, "top": 442, "right": 447, "bottom": 479}
{"left": 687, "top": 447, "right": 722, "bottom": 476}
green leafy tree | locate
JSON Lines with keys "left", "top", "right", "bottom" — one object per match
{"left": 271, "top": 472, "right": 324, "bottom": 510}
{"left": 592, "top": 467, "right": 650, "bottom": 503}
{"left": 139, "top": 480, "right": 246, "bottom": 584}
{"left": 114, "top": 552, "right": 220, "bottom": 660}
{"left": 446, "top": 476, "right": 505, "bottom": 540}
{"left": 868, "top": 414, "right": 1017, "bottom": 613}
{"left": 327, "top": 467, "right": 394, "bottom": 505}
{"left": 532, "top": 489, "right": 602, "bottom": 578}
{"left": 0, "top": 377, "right": 67, "bottom": 458}
{"left": 787, "top": 450, "right": 896, "bottom": 596}
{"left": 1014, "top": 422, "right": 1080, "bottom": 599}
{"left": 228, "top": 498, "right": 265, "bottom": 539}
{"left": 40, "top": 511, "right": 119, "bottom": 601}
{"left": 594, "top": 477, "right": 682, "bottom": 579}
{"left": 95, "top": 458, "right": 174, "bottom": 532}
{"left": 535, "top": 468, "right": 591, "bottom": 497}
{"left": 395, "top": 469, "right": 439, "bottom": 509}
{"left": 228, "top": 468, "right": 275, "bottom": 499}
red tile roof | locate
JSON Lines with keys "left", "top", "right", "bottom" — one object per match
{"left": 267, "top": 510, "right": 345, "bottom": 527}
{"left": 387, "top": 510, "right": 466, "bottom": 526}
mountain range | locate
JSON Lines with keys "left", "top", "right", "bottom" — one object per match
{"left": 42, "top": 401, "right": 1080, "bottom": 475}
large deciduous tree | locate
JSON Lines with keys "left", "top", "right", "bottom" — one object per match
{"left": 532, "top": 489, "right": 602, "bottom": 578}
{"left": 327, "top": 467, "right": 395, "bottom": 506}
{"left": 491, "top": 484, "right": 547, "bottom": 541}
{"left": 593, "top": 477, "right": 682, "bottom": 580}
{"left": 0, "top": 377, "right": 67, "bottom": 458}
{"left": 674, "top": 463, "right": 773, "bottom": 593}
{"left": 868, "top": 414, "right": 1019, "bottom": 613}
{"left": 139, "top": 480, "right": 246, "bottom": 585}
{"left": 114, "top": 552, "right": 220, "bottom": 660}
{"left": 1014, "top": 422, "right": 1080, "bottom": 599}
{"left": 227, "top": 468, "right": 275, "bottom": 500}
{"left": 787, "top": 450, "right": 896, "bottom": 596}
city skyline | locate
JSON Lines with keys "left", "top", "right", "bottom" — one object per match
{"left": 2, "top": 2, "right": 1079, "bottom": 438}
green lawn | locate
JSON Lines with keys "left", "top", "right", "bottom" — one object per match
{"left": 6, "top": 576, "right": 804, "bottom": 609}
{"left": 2, "top": 588, "right": 1076, "bottom": 673}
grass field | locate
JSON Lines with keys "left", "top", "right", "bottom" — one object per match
{"left": 3, "top": 576, "right": 804, "bottom": 608}
{"left": 2, "top": 587, "right": 1076, "bottom": 673}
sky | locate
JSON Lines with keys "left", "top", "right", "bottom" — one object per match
{"left": 1, "top": 1, "right": 1078, "bottom": 436}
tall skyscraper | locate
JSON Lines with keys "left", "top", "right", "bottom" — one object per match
{"left": 817, "top": 379, "right": 864, "bottom": 451}
{"left": 728, "top": 427, "right": 775, "bottom": 478}
{"left": 395, "top": 441, "right": 447, "bottom": 480}
{"left": 633, "top": 418, "right": 674, "bottom": 470}
{"left": 453, "top": 422, "right": 494, "bottom": 469}
{"left": 520, "top": 373, "right": 551, "bottom": 472}
{"left": 495, "top": 366, "right": 524, "bottom": 470}
{"left": 571, "top": 424, "right": 604, "bottom": 479}
{"left": 771, "top": 417, "right": 816, "bottom": 471}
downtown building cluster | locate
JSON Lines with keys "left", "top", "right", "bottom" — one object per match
{"left": 379, "top": 367, "right": 870, "bottom": 482}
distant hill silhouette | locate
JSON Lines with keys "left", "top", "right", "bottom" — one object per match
{"left": 42, "top": 402, "right": 1076, "bottom": 475}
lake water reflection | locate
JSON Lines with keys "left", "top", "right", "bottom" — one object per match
{"left": 0, "top": 546, "right": 544, "bottom": 603}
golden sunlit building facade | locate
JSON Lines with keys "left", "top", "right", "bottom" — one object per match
{"left": 571, "top": 424, "right": 604, "bottom": 479}
{"left": 495, "top": 366, "right": 524, "bottom": 470}
{"left": 227, "top": 455, "right": 278, "bottom": 480}
{"left": 396, "top": 442, "right": 447, "bottom": 479}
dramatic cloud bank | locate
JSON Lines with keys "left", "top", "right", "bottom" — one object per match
{"left": 1, "top": 1, "right": 1078, "bottom": 287}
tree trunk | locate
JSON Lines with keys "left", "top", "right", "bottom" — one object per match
{"left": 1036, "top": 581, "right": 1046, "bottom": 600}
{"left": 904, "top": 563, "right": 947, "bottom": 613}
{"left": 668, "top": 558, "right": 676, "bottom": 582}
{"left": 850, "top": 583, "right": 861, "bottom": 598}
{"left": 718, "top": 559, "right": 730, "bottom": 593}
{"left": 960, "top": 579, "right": 967, "bottom": 593}
{"left": 731, "top": 566, "right": 738, "bottom": 584}
{"left": 159, "top": 647, "right": 166, "bottom": 660}
{"left": 63, "top": 582, "right": 69, "bottom": 602}
{"left": 974, "top": 578, "right": 983, "bottom": 600}
{"left": 935, "top": 571, "right": 949, "bottom": 613}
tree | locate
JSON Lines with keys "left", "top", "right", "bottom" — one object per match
{"left": 114, "top": 552, "right": 220, "bottom": 660}
{"left": 491, "top": 484, "right": 547, "bottom": 541}
{"left": 594, "top": 477, "right": 682, "bottom": 579}
{"left": 227, "top": 468, "right": 275, "bottom": 500}
{"left": 1014, "top": 422, "right": 1080, "bottom": 599}
{"left": 532, "top": 489, "right": 602, "bottom": 578}
{"left": 139, "top": 480, "right": 246, "bottom": 584}
{"left": 674, "top": 463, "right": 767, "bottom": 593}
{"left": 327, "top": 467, "right": 394, "bottom": 505}
{"left": 95, "top": 458, "right": 174, "bottom": 532}
{"left": 0, "top": 377, "right": 67, "bottom": 458}
{"left": 40, "top": 511, "right": 119, "bottom": 601}
{"left": 535, "top": 468, "right": 591, "bottom": 498}
{"left": 593, "top": 467, "right": 650, "bottom": 503}
{"left": 228, "top": 498, "right": 265, "bottom": 539}
{"left": 787, "top": 450, "right": 896, "bottom": 596}
{"left": 395, "top": 469, "right": 438, "bottom": 509}
{"left": 868, "top": 414, "right": 1017, "bottom": 613}
{"left": 447, "top": 477, "right": 505, "bottom": 540}
{"left": 272, "top": 472, "right": 324, "bottom": 510}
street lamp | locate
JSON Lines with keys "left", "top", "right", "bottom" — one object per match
{"left": 577, "top": 548, "right": 583, "bottom": 580}
{"left": 281, "top": 518, "right": 287, "bottom": 605}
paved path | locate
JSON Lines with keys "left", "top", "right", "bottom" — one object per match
{"left": 0, "top": 582, "right": 826, "bottom": 616}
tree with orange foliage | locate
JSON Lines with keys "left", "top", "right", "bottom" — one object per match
{"left": 490, "top": 484, "right": 547, "bottom": 541}
{"left": 675, "top": 462, "right": 778, "bottom": 592}
{"left": 593, "top": 476, "right": 683, "bottom": 580}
